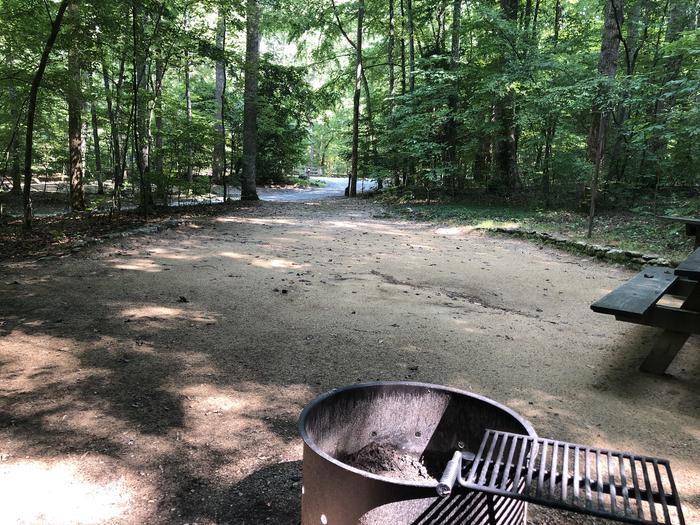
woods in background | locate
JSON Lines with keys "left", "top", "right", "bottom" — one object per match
{"left": 1, "top": 0, "right": 699, "bottom": 229}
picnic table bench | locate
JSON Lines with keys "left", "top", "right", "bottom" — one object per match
{"left": 591, "top": 235, "right": 700, "bottom": 374}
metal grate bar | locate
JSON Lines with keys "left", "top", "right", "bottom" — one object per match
{"left": 452, "top": 430, "right": 686, "bottom": 525}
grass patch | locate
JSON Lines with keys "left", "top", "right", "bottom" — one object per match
{"left": 393, "top": 202, "right": 696, "bottom": 261}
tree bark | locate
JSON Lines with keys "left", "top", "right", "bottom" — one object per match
{"left": 184, "top": 52, "right": 193, "bottom": 183}
{"left": 6, "top": 50, "right": 21, "bottom": 195}
{"left": 241, "top": 0, "right": 260, "bottom": 201}
{"left": 607, "top": 0, "right": 642, "bottom": 181}
{"left": 587, "top": 0, "right": 623, "bottom": 162}
{"left": 349, "top": 0, "right": 364, "bottom": 197}
{"left": 446, "top": 0, "right": 461, "bottom": 188}
{"left": 23, "top": 0, "right": 71, "bottom": 231}
{"left": 132, "top": 0, "right": 151, "bottom": 212}
{"left": 493, "top": 0, "right": 520, "bottom": 194}
{"left": 154, "top": 58, "right": 165, "bottom": 202}
{"left": 102, "top": 52, "right": 126, "bottom": 209}
{"left": 213, "top": 8, "right": 226, "bottom": 185}
{"left": 90, "top": 99, "right": 103, "bottom": 194}
{"left": 407, "top": 0, "right": 416, "bottom": 92}
{"left": 67, "top": 0, "right": 85, "bottom": 211}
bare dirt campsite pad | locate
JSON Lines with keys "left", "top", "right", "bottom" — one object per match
{"left": 1, "top": 199, "right": 698, "bottom": 525}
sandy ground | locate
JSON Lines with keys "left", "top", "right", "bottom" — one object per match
{"left": 1, "top": 198, "right": 698, "bottom": 525}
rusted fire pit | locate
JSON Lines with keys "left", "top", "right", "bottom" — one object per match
{"left": 298, "top": 382, "right": 536, "bottom": 525}
{"left": 298, "top": 382, "right": 686, "bottom": 525}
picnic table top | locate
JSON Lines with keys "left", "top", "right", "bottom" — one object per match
{"left": 675, "top": 246, "right": 700, "bottom": 280}
{"left": 658, "top": 215, "right": 700, "bottom": 227}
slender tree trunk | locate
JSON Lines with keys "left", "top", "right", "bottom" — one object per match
{"left": 400, "top": 0, "right": 407, "bottom": 97}
{"left": 154, "top": 58, "right": 165, "bottom": 202}
{"left": 102, "top": 53, "right": 125, "bottom": 209}
{"left": 23, "top": 0, "right": 71, "bottom": 231}
{"left": 184, "top": 51, "right": 193, "bottom": 184}
{"left": 446, "top": 0, "right": 461, "bottom": 189}
{"left": 6, "top": 50, "right": 21, "bottom": 195}
{"left": 90, "top": 100, "right": 103, "bottom": 194}
{"left": 132, "top": 0, "right": 151, "bottom": 213}
{"left": 588, "top": 114, "right": 607, "bottom": 237}
{"left": 407, "top": 0, "right": 415, "bottom": 92}
{"left": 542, "top": 0, "right": 561, "bottom": 204}
{"left": 587, "top": 0, "right": 623, "bottom": 162}
{"left": 400, "top": 0, "right": 408, "bottom": 186}
{"left": 388, "top": 0, "right": 395, "bottom": 103}
{"left": 608, "top": 0, "right": 641, "bottom": 181}
{"left": 67, "top": 0, "right": 85, "bottom": 211}
{"left": 349, "top": 0, "right": 364, "bottom": 197}
{"left": 241, "top": 0, "right": 260, "bottom": 200}
{"left": 493, "top": 0, "right": 520, "bottom": 194}
{"left": 213, "top": 8, "right": 226, "bottom": 184}
{"left": 389, "top": 0, "right": 400, "bottom": 186}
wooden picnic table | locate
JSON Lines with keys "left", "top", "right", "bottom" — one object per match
{"left": 658, "top": 215, "right": 700, "bottom": 248}
{"left": 592, "top": 245, "right": 700, "bottom": 374}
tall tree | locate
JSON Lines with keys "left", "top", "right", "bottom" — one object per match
{"left": 445, "top": 0, "right": 462, "bottom": 188}
{"left": 493, "top": 0, "right": 520, "bottom": 194}
{"left": 241, "top": 0, "right": 260, "bottom": 201}
{"left": 90, "top": 98, "right": 103, "bottom": 195}
{"left": 5, "top": 49, "right": 21, "bottom": 195}
{"left": 349, "top": 0, "right": 364, "bottom": 197}
{"left": 587, "top": 0, "right": 624, "bottom": 162}
{"left": 67, "top": 0, "right": 86, "bottom": 211}
{"left": 23, "top": 0, "right": 71, "bottom": 231}
{"left": 213, "top": 7, "right": 226, "bottom": 185}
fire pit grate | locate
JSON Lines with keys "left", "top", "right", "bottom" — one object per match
{"left": 448, "top": 429, "right": 685, "bottom": 525}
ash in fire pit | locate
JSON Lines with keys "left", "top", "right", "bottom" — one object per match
{"left": 341, "top": 442, "right": 435, "bottom": 482}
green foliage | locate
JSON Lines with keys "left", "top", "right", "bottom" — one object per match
{"left": 256, "top": 58, "right": 315, "bottom": 184}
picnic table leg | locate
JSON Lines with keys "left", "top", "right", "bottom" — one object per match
{"left": 687, "top": 223, "right": 700, "bottom": 248}
{"left": 640, "top": 284, "right": 700, "bottom": 374}
{"left": 640, "top": 331, "right": 690, "bottom": 374}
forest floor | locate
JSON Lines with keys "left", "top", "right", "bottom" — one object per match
{"left": 1, "top": 197, "right": 698, "bottom": 525}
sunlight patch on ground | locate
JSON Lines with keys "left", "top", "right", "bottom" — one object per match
{"left": 121, "top": 306, "right": 186, "bottom": 318}
{"left": 216, "top": 217, "right": 298, "bottom": 225}
{"left": 220, "top": 251, "right": 307, "bottom": 270}
{"left": 119, "top": 305, "right": 217, "bottom": 324}
{"left": 435, "top": 226, "right": 475, "bottom": 236}
{"left": 145, "top": 247, "right": 204, "bottom": 261}
{"left": 0, "top": 460, "right": 132, "bottom": 524}
{"left": 322, "top": 220, "right": 409, "bottom": 237}
{"left": 110, "top": 258, "right": 163, "bottom": 273}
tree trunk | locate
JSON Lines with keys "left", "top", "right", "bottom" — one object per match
{"left": 607, "top": 0, "right": 641, "bottom": 181}
{"left": 132, "top": 0, "right": 151, "bottom": 213}
{"left": 154, "top": 58, "right": 165, "bottom": 202}
{"left": 67, "top": 0, "right": 85, "bottom": 211}
{"left": 23, "top": 0, "right": 71, "bottom": 231}
{"left": 493, "top": 0, "right": 520, "bottom": 194}
{"left": 241, "top": 0, "right": 260, "bottom": 201}
{"left": 102, "top": 53, "right": 125, "bottom": 209}
{"left": 388, "top": 0, "right": 395, "bottom": 103}
{"left": 407, "top": 0, "right": 416, "bottom": 92}
{"left": 349, "top": 0, "right": 364, "bottom": 197}
{"left": 184, "top": 51, "right": 193, "bottom": 184}
{"left": 90, "top": 100, "right": 103, "bottom": 194}
{"left": 587, "top": 0, "right": 623, "bottom": 162}
{"left": 446, "top": 0, "right": 461, "bottom": 188}
{"left": 6, "top": 50, "right": 21, "bottom": 195}
{"left": 213, "top": 8, "right": 226, "bottom": 185}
